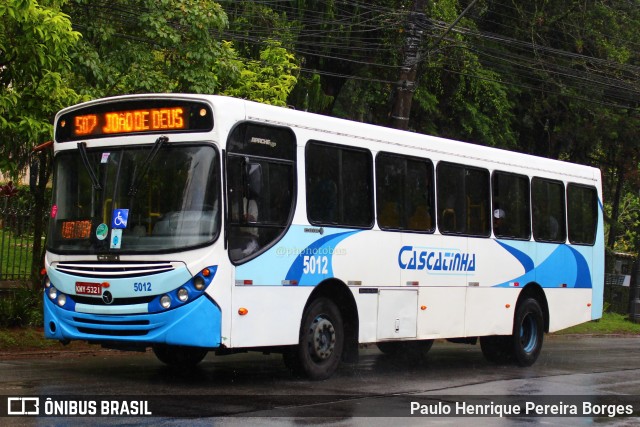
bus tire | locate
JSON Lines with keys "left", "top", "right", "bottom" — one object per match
{"left": 480, "top": 297, "right": 544, "bottom": 366}
{"left": 152, "top": 344, "right": 208, "bottom": 367}
{"left": 290, "top": 297, "right": 344, "bottom": 380}
{"left": 512, "top": 297, "right": 544, "bottom": 367}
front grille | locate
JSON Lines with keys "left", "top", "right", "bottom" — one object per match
{"left": 72, "top": 295, "right": 156, "bottom": 306}
{"left": 73, "top": 317, "right": 151, "bottom": 337}
{"left": 76, "top": 327, "right": 148, "bottom": 337}
{"left": 54, "top": 261, "right": 176, "bottom": 278}
{"left": 73, "top": 317, "right": 149, "bottom": 326}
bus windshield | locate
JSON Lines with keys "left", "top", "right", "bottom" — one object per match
{"left": 48, "top": 143, "right": 221, "bottom": 254}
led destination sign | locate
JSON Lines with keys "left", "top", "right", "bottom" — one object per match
{"left": 56, "top": 99, "right": 213, "bottom": 142}
{"left": 75, "top": 107, "right": 185, "bottom": 136}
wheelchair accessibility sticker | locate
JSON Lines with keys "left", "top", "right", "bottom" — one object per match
{"left": 112, "top": 209, "right": 129, "bottom": 229}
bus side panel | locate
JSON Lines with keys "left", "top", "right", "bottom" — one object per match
{"left": 416, "top": 287, "right": 466, "bottom": 339}
{"left": 546, "top": 288, "right": 593, "bottom": 332}
{"left": 230, "top": 286, "right": 312, "bottom": 347}
{"left": 464, "top": 288, "right": 521, "bottom": 336}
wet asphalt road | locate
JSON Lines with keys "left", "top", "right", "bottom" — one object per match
{"left": 1, "top": 335, "right": 639, "bottom": 425}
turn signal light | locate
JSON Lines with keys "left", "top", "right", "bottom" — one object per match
{"left": 238, "top": 307, "right": 248, "bottom": 316}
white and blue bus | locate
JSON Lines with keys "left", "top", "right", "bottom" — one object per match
{"left": 44, "top": 94, "right": 604, "bottom": 379}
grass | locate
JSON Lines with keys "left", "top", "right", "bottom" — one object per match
{"left": 0, "top": 229, "right": 35, "bottom": 280}
{"left": 0, "top": 327, "right": 59, "bottom": 352}
{"left": 552, "top": 312, "right": 640, "bottom": 335}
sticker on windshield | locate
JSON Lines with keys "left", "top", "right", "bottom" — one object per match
{"left": 110, "top": 229, "right": 122, "bottom": 249}
{"left": 112, "top": 209, "right": 129, "bottom": 229}
{"left": 96, "top": 223, "right": 108, "bottom": 241}
{"left": 101, "top": 153, "right": 110, "bottom": 163}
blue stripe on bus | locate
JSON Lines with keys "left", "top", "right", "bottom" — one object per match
{"left": 494, "top": 242, "right": 592, "bottom": 289}
{"left": 495, "top": 240, "right": 534, "bottom": 272}
{"left": 284, "top": 230, "right": 360, "bottom": 285}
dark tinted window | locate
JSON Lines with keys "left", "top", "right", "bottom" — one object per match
{"left": 567, "top": 184, "right": 598, "bottom": 245}
{"left": 227, "top": 122, "right": 296, "bottom": 161}
{"left": 376, "top": 152, "right": 434, "bottom": 232}
{"left": 437, "top": 162, "right": 490, "bottom": 236}
{"left": 532, "top": 178, "right": 566, "bottom": 243}
{"left": 227, "top": 123, "right": 296, "bottom": 263}
{"left": 492, "top": 171, "right": 531, "bottom": 239}
{"left": 306, "top": 141, "right": 373, "bottom": 227}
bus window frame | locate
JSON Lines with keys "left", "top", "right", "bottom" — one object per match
{"left": 375, "top": 151, "right": 435, "bottom": 234}
{"left": 566, "top": 182, "right": 598, "bottom": 246}
{"left": 491, "top": 170, "right": 532, "bottom": 241}
{"left": 305, "top": 140, "right": 375, "bottom": 230}
{"left": 531, "top": 177, "right": 567, "bottom": 244}
{"left": 436, "top": 161, "right": 491, "bottom": 238}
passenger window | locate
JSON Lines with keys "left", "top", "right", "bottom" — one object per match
{"left": 437, "top": 162, "right": 490, "bottom": 237}
{"left": 567, "top": 184, "right": 598, "bottom": 245}
{"left": 532, "top": 178, "right": 566, "bottom": 243}
{"left": 491, "top": 171, "right": 531, "bottom": 239}
{"left": 376, "top": 152, "right": 435, "bottom": 232}
{"left": 306, "top": 141, "right": 374, "bottom": 228}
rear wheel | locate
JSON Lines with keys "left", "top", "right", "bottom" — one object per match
{"left": 512, "top": 298, "right": 544, "bottom": 366}
{"left": 480, "top": 297, "right": 544, "bottom": 366}
{"left": 284, "top": 297, "right": 344, "bottom": 380}
{"left": 152, "top": 344, "right": 208, "bottom": 367}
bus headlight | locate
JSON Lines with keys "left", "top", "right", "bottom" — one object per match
{"left": 193, "top": 276, "right": 205, "bottom": 291}
{"left": 160, "top": 295, "right": 171, "bottom": 309}
{"left": 48, "top": 287, "right": 57, "bottom": 300}
{"left": 57, "top": 294, "right": 66, "bottom": 307}
{"left": 44, "top": 277, "right": 51, "bottom": 289}
{"left": 177, "top": 288, "right": 189, "bottom": 302}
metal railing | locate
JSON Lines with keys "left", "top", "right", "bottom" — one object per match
{"left": 0, "top": 204, "right": 38, "bottom": 282}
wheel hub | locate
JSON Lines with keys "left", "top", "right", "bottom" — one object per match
{"left": 309, "top": 316, "right": 336, "bottom": 361}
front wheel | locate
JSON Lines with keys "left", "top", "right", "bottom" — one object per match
{"left": 152, "top": 344, "right": 208, "bottom": 367}
{"left": 285, "top": 297, "right": 344, "bottom": 380}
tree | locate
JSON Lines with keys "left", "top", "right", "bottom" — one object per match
{"left": 64, "top": 0, "right": 298, "bottom": 103}
{"left": 1, "top": 0, "right": 83, "bottom": 288}
{"left": 0, "top": 0, "right": 82, "bottom": 176}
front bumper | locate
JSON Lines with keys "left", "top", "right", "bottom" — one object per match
{"left": 44, "top": 293, "right": 222, "bottom": 348}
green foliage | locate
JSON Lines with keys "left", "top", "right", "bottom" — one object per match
{"left": 66, "top": 0, "right": 239, "bottom": 96}
{"left": 222, "top": 41, "right": 299, "bottom": 106}
{"left": 0, "top": 287, "right": 43, "bottom": 327}
{"left": 610, "top": 191, "right": 640, "bottom": 253}
{"left": 553, "top": 312, "right": 640, "bottom": 336}
{"left": 65, "top": 0, "right": 298, "bottom": 104}
{"left": 0, "top": 0, "right": 82, "bottom": 177}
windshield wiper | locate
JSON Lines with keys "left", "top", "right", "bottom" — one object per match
{"left": 128, "top": 135, "right": 168, "bottom": 196}
{"left": 77, "top": 142, "right": 102, "bottom": 190}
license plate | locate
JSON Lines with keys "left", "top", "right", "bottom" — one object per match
{"left": 75, "top": 282, "right": 102, "bottom": 295}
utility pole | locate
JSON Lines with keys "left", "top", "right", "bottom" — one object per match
{"left": 390, "top": 0, "right": 480, "bottom": 131}
{"left": 390, "top": 0, "right": 426, "bottom": 131}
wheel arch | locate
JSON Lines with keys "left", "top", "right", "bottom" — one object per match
{"left": 517, "top": 282, "right": 550, "bottom": 333}
{"left": 305, "top": 278, "right": 360, "bottom": 363}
